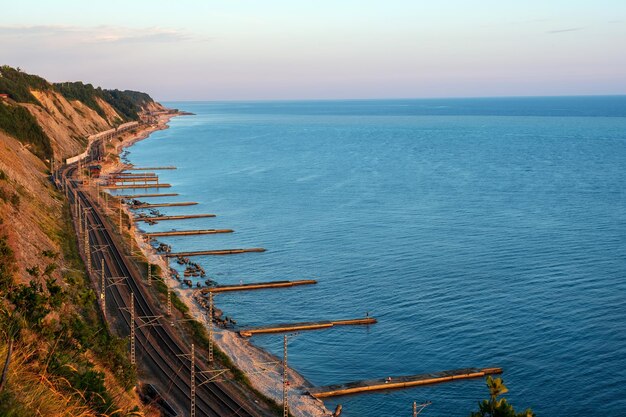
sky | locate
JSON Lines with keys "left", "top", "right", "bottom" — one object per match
{"left": 1, "top": 0, "right": 625, "bottom": 100}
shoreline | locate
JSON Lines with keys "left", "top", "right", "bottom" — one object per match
{"left": 103, "top": 111, "right": 333, "bottom": 417}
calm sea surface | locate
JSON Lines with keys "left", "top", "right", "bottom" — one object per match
{"left": 120, "top": 97, "right": 626, "bottom": 416}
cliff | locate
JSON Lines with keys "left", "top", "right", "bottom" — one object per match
{"left": 0, "top": 65, "right": 164, "bottom": 416}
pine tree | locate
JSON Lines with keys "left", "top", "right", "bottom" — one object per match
{"left": 469, "top": 376, "right": 535, "bottom": 417}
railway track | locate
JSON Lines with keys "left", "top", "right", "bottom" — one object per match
{"left": 62, "top": 151, "right": 261, "bottom": 416}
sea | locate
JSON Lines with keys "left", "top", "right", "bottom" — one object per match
{"left": 119, "top": 97, "right": 626, "bottom": 416}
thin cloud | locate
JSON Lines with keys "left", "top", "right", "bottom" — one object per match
{"left": 546, "top": 27, "right": 584, "bottom": 34}
{"left": 0, "top": 24, "right": 197, "bottom": 44}
{"left": 0, "top": 25, "right": 75, "bottom": 36}
{"left": 87, "top": 25, "right": 195, "bottom": 44}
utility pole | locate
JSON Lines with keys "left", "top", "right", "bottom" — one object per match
{"left": 83, "top": 208, "right": 88, "bottom": 238}
{"left": 283, "top": 334, "right": 288, "bottom": 417}
{"left": 191, "top": 343, "right": 196, "bottom": 417}
{"left": 165, "top": 256, "right": 171, "bottom": 317}
{"left": 413, "top": 401, "right": 432, "bottom": 416}
{"left": 78, "top": 200, "right": 82, "bottom": 234}
{"left": 208, "top": 292, "right": 214, "bottom": 363}
{"left": 100, "top": 258, "right": 105, "bottom": 318}
{"left": 147, "top": 262, "right": 151, "bottom": 286}
{"left": 122, "top": 290, "right": 161, "bottom": 368}
{"left": 84, "top": 213, "right": 90, "bottom": 275}
{"left": 119, "top": 205, "right": 122, "bottom": 232}
{"left": 130, "top": 293, "right": 135, "bottom": 365}
{"left": 167, "top": 285, "right": 172, "bottom": 317}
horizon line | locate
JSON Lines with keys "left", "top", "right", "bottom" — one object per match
{"left": 158, "top": 93, "right": 626, "bottom": 103}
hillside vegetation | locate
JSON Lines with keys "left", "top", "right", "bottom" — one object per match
{"left": 0, "top": 65, "right": 51, "bottom": 104}
{"left": 54, "top": 82, "right": 154, "bottom": 122}
{"left": 0, "top": 203, "right": 137, "bottom": 417}
{"left": 0, "top": 102, "right": 52, "bottom": 160}
{"left": 0, "top": 66, "right": 161, "bottom": 163}
{"left": 0, "top": 65, "right": 155, "bottom": 122}
{"left": 0, "top": 65, "right": 164, "bottom": 416}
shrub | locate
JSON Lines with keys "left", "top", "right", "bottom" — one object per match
{"left": 0, "top": 102, "right": 52, "bottom": 160}
{"left": 469, "top": 377, "right": 534, "bottom": 417}
{"left": 0, "top": 65, "right": 50, "bottom": 104}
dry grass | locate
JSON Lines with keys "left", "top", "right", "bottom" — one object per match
{"left": 0, "top": 343, "right": 99, "bottom": 417}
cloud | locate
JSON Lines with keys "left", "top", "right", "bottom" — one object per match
{"left": 0, "top": 24, "right": 197, "bottom": 44}
{"left": 546, "top": 27, "right": 584, "bottom": 34}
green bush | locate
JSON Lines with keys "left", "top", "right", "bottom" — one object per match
{"left": 8, "top": 281, "right": 50, "bottom": 328}
{"left": 0, "top": 101, "right": 52, "bottom": 160}
{"left": 0, "top": 65, "right": 50, "bottom": 104}
{"left": 49, "top": 349, "right": 116, "bottom": 415}
{"left": 41, "top": 249, "right": 58, "bottom": 259}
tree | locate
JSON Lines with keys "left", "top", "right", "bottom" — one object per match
{"left": 469, "top": 376, "right": 535, "bottom": 417}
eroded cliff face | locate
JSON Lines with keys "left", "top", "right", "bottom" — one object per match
{"left": 0, "top": 129, "right": 59, "bottom": 281}
{"left": 1, "top": 87, "right": 154, "bottom": 281}
{"left": 26, "top": 90, "right": 112, "bottom": 159}
{"left": 25, "top": 89, "right": 164, "bottom": 161}
{"left": 0, "top": 77, "right": 163, "bottom": 416}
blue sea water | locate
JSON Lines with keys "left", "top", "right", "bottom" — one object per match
{"left": 121, "top": 97, "right": 626, "bottom": 416}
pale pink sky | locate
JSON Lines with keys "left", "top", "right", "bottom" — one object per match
{"left": 1, "top": 0, "right": 625, "bottom": 100}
